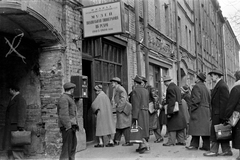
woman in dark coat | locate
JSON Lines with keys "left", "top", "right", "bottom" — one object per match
{"left": 224, "top": 71, "right": 240, "bottom": 160}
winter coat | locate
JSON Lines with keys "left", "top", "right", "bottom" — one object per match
{"left": 114, "top": 85, "right": 132, "bottom": 129}
{"left": 189, "top": 82, "right": 211, "bottom": 136}
{"left": 92, "top": 91, "right": 116, "bottom": 136}
{"left": 57, "top": 93, "right": 78, "bottom": 130}
{"left": 182, "top": 99, "right": 190, "bottom": 124}
{"left": 165, "top": 82, "right": 187, "bottom": 132}
{"left": 210, "top": 79, "right": 230, "bottom": 142}
{"left": 224, "top": 81, "right": 240, "bottom": 149}
{"left": 3, "top": 93, "right": 27, "bottom": 150}
{"left": 132, "top": 85, "right": 149, "bottom": 138}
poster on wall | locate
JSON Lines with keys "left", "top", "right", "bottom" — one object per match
{"left": 82, "top": 1, "right": 124, "bottom": 38}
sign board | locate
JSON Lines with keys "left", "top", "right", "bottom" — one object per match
{"left": 82, "top": 1, "right": 124, "bottom": 38}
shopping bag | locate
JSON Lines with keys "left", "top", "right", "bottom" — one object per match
{"left": 161, "top": 124, "right": 167, "bottom": 136}
{"left": 229, "top": 111, "right": 240, "bottom": 127}
{"left": 173, "top": 102, "right": 179, "bottom": 113}
{"left": 129, "top": 121, "right": 143, "bottom": 144}
{"left": 11, "top": 130, "right": 31, "bottom": 146}
{"left": 214, "top": 124, "right": 232, "bottom": 140}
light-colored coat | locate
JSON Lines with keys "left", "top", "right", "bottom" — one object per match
{"left": 92, "top": 91, "right": 116, "bottom": 136}
{"left": 114, "top": 85, "right": 132, "bottom": 129}
{"left": 57, "top": 93, "right": 78, "bottom": 130}
{"left": 189, "top": 82, "right": 211, "bottom": 136}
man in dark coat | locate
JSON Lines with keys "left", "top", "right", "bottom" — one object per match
{"left": 58, "top": 82, "right": 79, "bottom": 160}
{"left": 224, "top": 71, "right": 240, "bottom": 160}
{"left": 162, "top": 75, "right": 187, "bottom": 146}
{"left": 132, "top": 75, "right": 149, "bottom": 154}
{"left": 3, "top": 85, "right": 27, "bottom": 159}
{"left": 186, "top": 72, "right": 211, "bottom": 151}
{"left": 203, "top": 69, "right": 232, "bottom": 156}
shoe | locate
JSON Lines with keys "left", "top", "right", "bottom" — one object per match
{"left": 199, "top": 147, "right": 210, "bottom": 151}
{"left": 176, "top": 142, "right": 186, "bottom": 146}
{"left": 105, "top": 143, "right": 114, "bottom": 147}
{"left": 136, "top": 148, "right": 141, "bottom": 152}
{"left": 218, "top": 151, "right": 233, "bottom": 156}
{"left": 122, "top": 142, "right": 133, "bottom": 146}
{"left": 114, "top": 141, "right": 120, "bottom": 146}
{"left": 94, "top": 144, "right": 104, "bottom": 148}
{"left": 163, "top": 143, "right": 175, "bottom": 146}
{"left": 139, "top": 147, "right": 147, "bottom": 154}
{"left": 185, "top": 146, "right": 198, "bottom": 150}
{"left": 154, "top": 138, "right": 164, "bottom": 143}
{"left": 203, "top": 151, "right": 218, "bottom": 157}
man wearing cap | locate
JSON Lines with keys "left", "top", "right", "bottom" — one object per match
{"left": 131, "top": 75, "right": 150, "bottom": 154}
{"left": 110, "top": 77, "right": 132, "bottom": 146}
{"left": 203, "top": 69, "right": 232, "bottom": 157}
{"left": 57, "top": 82, "right": 79, "bottom": 160}
{"left": 162, "top": 75, "right": 187, "bottom": 146}
{"left": 186, "top": 72, "right": 211, "bottom": 151}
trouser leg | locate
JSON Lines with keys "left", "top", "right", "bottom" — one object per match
{"left": 114, "top": 129, "right": 123, "bottom": 142}
{"left": 190, "top": 136, "right": 200, "bottom": 148}
{"left": 221, "top": 141, "right": 231, "bottom": 153}
{"left": 201, "top": 136, "right": 210, "bottom": 150}
{"left": 210, "top": 141, "right": 219, "bottom": 153}
{"left": 122, "top": 127, "right": 130, "bottom": 143}
{"left": 176, "top": 129, "right": 185, "bottom": 143}
{"left": 60, "top": 129, "right": 75, "bottom": 160}
{"left": 69, "top": 131, "right": 77, "bottom": 160}
{"left": 168, "top": 131, "right": 176, "bottom": 145}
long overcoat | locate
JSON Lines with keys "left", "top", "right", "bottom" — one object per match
{"left": 132, "top": 85, "right": 149, "bottom": 138}
{"left": 189, "top": 81, "right": 211, "bottom": 136}
{"left": 114, "top": 85, "right": 132, "bottom": 129}
{"left": 210, "top": 79, "right": 229, "bottom": 141}
{"left": 224, "top": 82, "right": 240, "bottom": 149}
{"left": 92, "top": 91, "right": 116, "bottom": 136}
{"left": 3, "top": 93, "right": 27, "bottom": 150}
{"left": 165, "top": 82, "right": 187, "bottom": 132}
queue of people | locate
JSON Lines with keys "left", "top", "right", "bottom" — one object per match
{"left": 56, "top": 69, "right": 240, "bottom": 160}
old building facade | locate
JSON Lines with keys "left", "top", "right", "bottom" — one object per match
{"left": 0, "top": 0, "right": 239, "bottom": 158}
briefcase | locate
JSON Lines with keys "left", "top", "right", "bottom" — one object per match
{"left": 214, "top": 124, "right": 232, "bottom": 140}
{"left": 129, "top": 121, "right": 143, "bottom": 144}
{"left": 11, "top": 130, "right": 32, "bottom": 146}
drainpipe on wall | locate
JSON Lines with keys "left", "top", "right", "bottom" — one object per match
{"left": 193, "top": 0, "right": 199, "bottom": 73}
{"left": 175, "top": 0, "right": 181, "bottom": 86}
{"left": 143, "top": 0, "right": 149, "bottom": 81}
{"left": 135, "top": 0, "right": 141, "bottom": 75}
{"left": 222, "top": 23, "right": 227, "bottom": 82}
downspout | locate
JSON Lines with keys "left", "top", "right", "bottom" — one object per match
{"left": 143, "top": 0, "right": 149, "bottom": 81}
{"left": 193, "top": 0, "right": 199, "bottom": 74}
{"left": 135, "top": 0, "right": 141, "bottom": 75}
{"left": 175, "top": 0, "right": 181, "bottom": 86}
{"left": 222, "top": 22, "right": 227, "bottom": 82}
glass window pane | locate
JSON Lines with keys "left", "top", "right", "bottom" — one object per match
{"left": 116, "top": 65, "right": 121, "bottom": 78}
{"left": 110, "top": 47, "right": 115, "bottom": 61}
{"left": 118, "top": 49, "right": 122, "bottom": 63}
{"left": 102, "top": 44, "right": 108, "bottom": 60}
{"left": 108, "top": 45, "right": 112, "bottom": 61}
{"left": 95, "top": 60, "right": 101, "bottom": 81}
{"left": 109, "top": 64, "right": 115, "bottom": 79}
{"left": 103, "top": 62, "right": 108, "bottom": 81}
{"left": 114, "top": 49, "right": 118, "bottom": 63}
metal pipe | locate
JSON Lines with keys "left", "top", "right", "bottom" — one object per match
{"left": 143, "top": 0, "right": 149, "bottom": 81}
{"left": 175, "top": 0, "right": 181, "bottom": 86}
{"left": 135, "top": 0, "right": 141, "bottom": 75}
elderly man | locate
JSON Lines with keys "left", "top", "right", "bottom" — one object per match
{"left": 203, "top": 69, "right": 232, "bottom": 157}
{"left": 186, "top": 72, "right": 211, "bottom": 151}
{"left": 58, "top": 82, "right": 79, "bottom": 160}
{"left": 162, "top": 75, "right": 187, "bottom": 146}
{"left": 132, "top": 75, "right": 150, "bottom": 154}
{"left": 111, "top": 77, "right": 132, "bottom": 146}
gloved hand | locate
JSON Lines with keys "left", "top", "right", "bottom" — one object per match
{"left": 72, "top": 124, "right": 79, "bottom": 132}
{"left": 17, "top": 126, "right": 24, "bottom": 131}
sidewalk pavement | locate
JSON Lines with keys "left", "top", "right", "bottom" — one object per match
{"left": 75, "top": 135, "right": 238, "bottom": 160}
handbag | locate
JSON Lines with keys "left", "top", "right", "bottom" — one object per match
{"left": 173, "top": 101, "right": 179, "bottom": 113}
{"left": 11, "top": 130, "right": 32, "bottom": 146}
{"left": 229, "top": 111, "right": 240, "bottom": 127}
{"left": 214, "top": 124, "right": 232, "bottom": 140}
{"left": 129, "top": 121, "right": 143, "bottom": 144}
